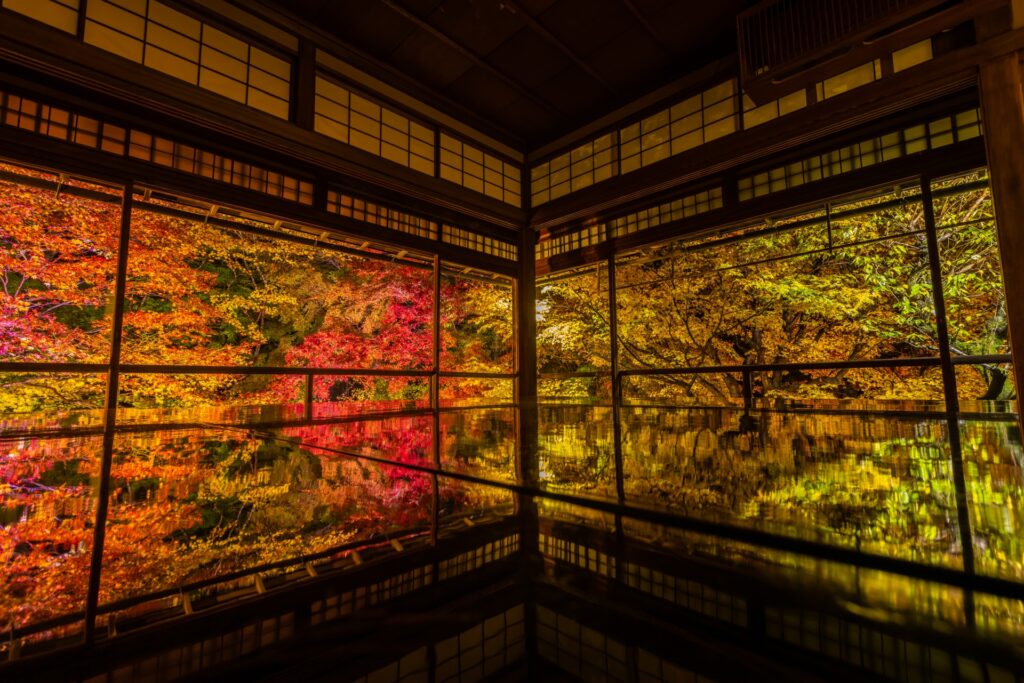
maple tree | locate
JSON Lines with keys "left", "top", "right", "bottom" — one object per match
{"left": 0, "top": 169, "right": 515, "bottom": 637}
{"left": 539, "top": 176, "right": 1012, "bottom": 404}
{"left": 536, "top": 172, "right": 1023, "bottom": 589}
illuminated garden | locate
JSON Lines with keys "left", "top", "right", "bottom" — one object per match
{"left": 2, "top": 153, "right": 1021, "bottom": 657}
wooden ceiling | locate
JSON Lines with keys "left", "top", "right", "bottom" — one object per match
{"left": 262, "top": 0, "right": 752, "bottom": 150}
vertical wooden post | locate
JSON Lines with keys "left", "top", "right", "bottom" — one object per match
{"left": 85, "top": 182, "right": 133, "bottom": 645}
{"left": 431, "top": 255, "right": 441, "bottom": 553}
{"left": 292, "top": 39, "right": 317, "bottom": 130}
{"left": 608, "top": 254, "right": 625, "bottom": 507}
{"left": 607, "top": 254, "right": 627, "bottom": 580}
{"left": 921, "top": 178, "right": 976, "bottom": 591}
{"left": 516, "top": 185, "right": 540, "bottom": 680}
{"left": 76, "top": 0, "right": 89, "bottom": 41}
{"left": 516, "top": 225, "right": 539, "bottom": 544}
{"left": 979, "top": 54, "right": 1024, "bottom": 427}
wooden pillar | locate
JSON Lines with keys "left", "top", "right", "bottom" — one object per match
{"left": 515, "top": 205, "right": 541, "bottom": 681}
{"left": 979, "top": 54, "right": 1024, "bottom": 422}
{"left": 922, "top": 178, "right": 976, "bottom": 582}
{"left": 292, "top": 39, "right": 317, "bottom": 130}
{"left": 85, "top": 182, "right": 133, "bottom": 644}
{"left": 431, "top": 255, "right": 441, "bottom": 553}
{"left": 607, "top": 254, "right": 627, "bottom": 579}
{"left": 516, "top": 224, "right": 539, "bottom": 544}
{"left": 607, "top": 254, "right": 625, "bottom": 507}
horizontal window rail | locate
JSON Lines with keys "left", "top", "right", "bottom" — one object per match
{"left": 616, "top": 353, "right": 1012, "bottom": 377}
{"left": 0, "top": 362, "right": 515, "bottom": 377}
{"left": 539, "top": 354, "right": 1011, "bottom": 379}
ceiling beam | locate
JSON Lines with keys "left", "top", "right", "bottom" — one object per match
{"left": 376, "top": 0, "right": 565, "bottom": 117}
{"left": 234, "top": 0, "right": 527, "bottom": 147}
{"left": 619, "top": 0, "right": 671, "bottom": 54}
{"left": 505, "top": 1, "right": 616, "bottom": 95}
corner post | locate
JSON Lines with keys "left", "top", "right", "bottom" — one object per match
{"left": 516, "top": 223, "right": 539, "bottom": 548}
{"left": 979, "top": 54, "right": 1024, "bottom": 428}
{"left": 516, "top": 187, "right": 541, "bottom": 680}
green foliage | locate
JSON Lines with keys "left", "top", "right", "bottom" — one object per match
{"left": 536, "top": 173, "right": 1024, "bottom": 589}
{"left": 37, "top": 460, "right": 91, "bottom": 488}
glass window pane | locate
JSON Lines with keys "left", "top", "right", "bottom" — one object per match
{"left": 123, "top": 200, "right": 433, "bottom": 370}
{"left": 440, "top": 377, "right": 513, "bottom": 407}
{"left": 117, "top": 372, "right": 306, "bottom": 425}
{"left": 616, "top": 188, "right": 938, "bottom": 378}
{"left": 440, "top": 270, "right": 513, "bottom": 373}
{"left": 0, "top": 165, "right": 121, "bottom": 363}
{"left": 537, "top": 267, "right": 610, "bottom": 399}
{"left": 933, "top": 171, "right": 1009, "bottom": 360}
{"left": 0, "top": 372, "right": 106, "bottom": 431}
{"left": 312, "top": 374, "right": 429, "bottom": 418}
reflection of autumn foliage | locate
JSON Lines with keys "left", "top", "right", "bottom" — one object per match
{"left": 285, "top": 417, "right": 435, "bottom": 518}
{"left": 437, "top": 410, "right": 518, "bottom": 520}
{"left": 100, "top": 423, "right": 440, "bottom": 610}
{"left": 1, "top": 436, "right": 97, "bottom": 630}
